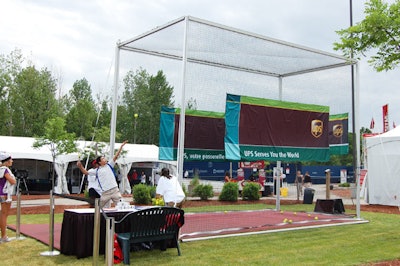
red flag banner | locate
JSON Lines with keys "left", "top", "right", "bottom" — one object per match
{"left": 383, "top": 104, "right": 389, "bottom": 132}
{"left": 370, "top": 117, "right": 375, "bottom": 129}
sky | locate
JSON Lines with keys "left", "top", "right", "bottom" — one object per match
{"left": 0, "top": 0, "right": 399, "bottom": 133}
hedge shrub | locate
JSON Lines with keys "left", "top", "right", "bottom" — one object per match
{"left": 242, "top": 182, "right": 261, "bottom": 200}
{"left": 193, "top": 184, "right": 214, "bottom": 200}
{"left": 132, "top": 184, "right": 152, "bottom": 204}
{"left": 219, "top": 182, "right": 239, "bottom": 201}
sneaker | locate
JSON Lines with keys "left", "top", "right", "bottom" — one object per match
{"left": 1, "top": 237, "right": 10, "bottom": 242}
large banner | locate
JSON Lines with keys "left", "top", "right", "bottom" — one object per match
{"left": 224, "top": 94, "right": 330, "bottom": 162}
{"left": 383, "top": 104, "right": 389, "bottom": 132}
{"left": 159, "top": 106, "right": 226, "bottom": 161}
{"left": 329, "top": 113, "right": 349, "bottom": 155}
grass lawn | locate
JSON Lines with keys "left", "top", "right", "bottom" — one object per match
{"left": 3, "top": 204, "right": 399, "bottom": 265}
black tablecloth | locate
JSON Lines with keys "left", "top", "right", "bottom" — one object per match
{"left": 60, "top": 209, "right": 132, "bottom": 259}
{"left": 314, "top": 199, "right": 345, "bottom": 214}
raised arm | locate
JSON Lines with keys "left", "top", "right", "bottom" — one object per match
{"left": 76, "top": 161, "right": 89, "bottom": 175}
{"left": 113, "top": 140, "right": 128, "bottom": 162}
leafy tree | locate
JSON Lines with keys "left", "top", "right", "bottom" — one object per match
{"left": 33, "top": 117, "right": 77, "bottom": 194}
{"left": 0, "top": 48, "right": 24, "bottom": 90}
{"left": 32, "top": 116, "right": 77, "bottom": 253}
{"left": 334, "top": 0, "right": 400, "bottom": 71}
{"left": 95, "top": 98, "right": 112, "bottom": 135}
{"left": 11, "top": 66, "right": 60, "bottom": 136}
{"left": 121, "top": 68, "right": 174, "bottom": 144}
{"left": 65, "top": 78, "right": 97, "bottom": 140}
{"left": 0, "top": 49, "right": 24, "bottom": 135}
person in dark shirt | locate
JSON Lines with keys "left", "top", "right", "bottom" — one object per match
{"left": 303, "top": 171, "right": 312, "bottom": 187}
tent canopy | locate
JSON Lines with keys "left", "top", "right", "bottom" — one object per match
{"left": 365, "top": 127, "right": 400, "bottom": 206}
{"left": 0, "top": 136, "right": 174, "bottom": 194}
{"left": 0, "top": 136, "right": 164, "bottom": 165}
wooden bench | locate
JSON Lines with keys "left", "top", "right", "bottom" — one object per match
{"left": 116, "top": 206, "right": 185, "bottom": 264}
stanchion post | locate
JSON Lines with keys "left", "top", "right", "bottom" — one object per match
{"left": 105, "top": 217, "right": 115, "bottom": 266}
{"left": 325, "top": 169, "right": 331, "bottom": 199}
{"left": 40, "top": 190, "right": 60, "bottom": 256}
{"left": 15, "top": 191, "right": 26, "bottom": 240}
{"left": 92, "top": 199, "right": 100, "bottom": 266}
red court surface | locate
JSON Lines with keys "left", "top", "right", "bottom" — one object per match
{"left": 9, "top": 210, "right": 368, "bottom": 250}
{"left": 179, "top": 209, "right": 367, "bottom": 241}
{"left": 9, "top": 209, "right": 367, "bottom": 251}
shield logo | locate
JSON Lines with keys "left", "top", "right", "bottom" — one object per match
{"left": 333, "top": 124, "right": 343, "bottom": 138}
{"left": 311, "top": 120, "right": 323, "bottom": 138}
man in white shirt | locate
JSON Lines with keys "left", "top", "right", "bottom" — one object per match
{"left": 78, "top": 140, "right": 127, "bottom": 208}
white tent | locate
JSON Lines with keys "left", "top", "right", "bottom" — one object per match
{"left": 0, "top": 136, "right": 173, "bottom": 194}
{"left": 365, "top": 127, "right": 400, "bottom": 206}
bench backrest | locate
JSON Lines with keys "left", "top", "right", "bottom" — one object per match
{"left": 124, "top": 207, "right": 184, "bottom": 243}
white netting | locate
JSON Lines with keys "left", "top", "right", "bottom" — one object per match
{"left": 119, "top": 16, "right": 353, "bottom": 116}
{"left": 115, "top": 16, "right": 357, "bottom": 237}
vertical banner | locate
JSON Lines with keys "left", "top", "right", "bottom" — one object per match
{"left": 159, "top": 106, "right": 226, "bottom": 161}
{"left": 370, "top": 117, "right": 375, "bottom": 129}
{"left": 224, "top": 94, "right": 330, "bottom": 162}
{"left": 383, "top": 104, "right": 389, "bottom": 132}
{"left": 329, "top": 113, "right": 349, "bottom": 155}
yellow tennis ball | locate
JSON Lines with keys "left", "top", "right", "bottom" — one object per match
{"left": 288, "top": 219, "right": 293, "bottom": 224}
{"left": 314, "top": 216, "right": 319, "bottom": 220}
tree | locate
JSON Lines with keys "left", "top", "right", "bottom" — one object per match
{"left": 33, "top": 117, "right": 77, "bottom": 194}
{"left": 65, "top": 78, "right": 97, "bottom": 140}
{"left": 0, "top": 49, "right": 24, "bottom": 135}
{"left": 33, "top": 117, "right": 77, "bottom": 255}
{"left": 334, "top": 0, "right": 400, "bottom": 71}
{"left": 121, "top": 68, "right": 174, "bottom": 144}
{"left": 11, "top": 66, "right": 60, "bottom": 136}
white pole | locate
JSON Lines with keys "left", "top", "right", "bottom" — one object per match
{"left": 109, "top": 43, "right": 120, "bottom": 160}
{"left": 355, "top": 62, "right": 361, "bottom": 219}
{"left": 275, "top": 76, "right": 283, "bottom": 211}
{"left": 177, "top": 16, "right": 189, "bottom": 182}
{"left": 92, "top": 199, "right": 100, "bottom": 265}
{"left": 105, "top": 217, "right": 115, "bottom": 266}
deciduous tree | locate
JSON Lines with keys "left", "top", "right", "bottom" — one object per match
{"left": 121, "top": 68, "right": 174, "bottom": 144}
{"left": 334, "top": 0, "right": 400, "bottom": 71}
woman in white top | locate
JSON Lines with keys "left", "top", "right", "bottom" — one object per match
{"left": 156, "top": 168, "right": 185, "bottom": 208}
{"left": 0, "top": 152, "right": 17, "bottom": 242}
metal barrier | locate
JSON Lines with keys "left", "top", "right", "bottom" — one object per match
{"left": 105, "top": 217, "right": 115, "bottom": 265}
{"left": 40, "top": 190, "right": 60, "bottom": 256}
{"left": 92, "top": 199, "right": 116, "bottom": 266}
{"left": 92, "top": 199, "right": 100, "bottom": 266}
{"left": 13, "top": 192, "right": 26, "bottom": 240}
